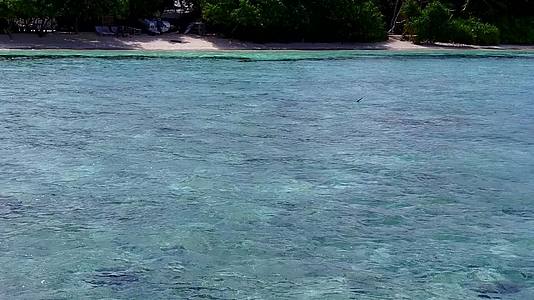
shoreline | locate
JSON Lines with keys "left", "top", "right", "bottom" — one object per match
{"left": 1, "top": 33, "right": 534, "bottom": 52}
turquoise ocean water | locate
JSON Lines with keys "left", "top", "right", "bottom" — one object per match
{"left": 1, "top": 51, "right": 534, "bottom": 299}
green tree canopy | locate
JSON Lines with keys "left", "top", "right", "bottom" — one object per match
{"left": 202, "top": 0, "right": 387, "bottom": 42}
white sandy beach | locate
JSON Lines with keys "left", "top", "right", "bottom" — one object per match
{"left": 1, "top": 32, "right": 533, "bottom": 51}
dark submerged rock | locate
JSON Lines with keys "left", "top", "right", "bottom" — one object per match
{"left": 474, "top": 281, "right": 522, "bottom": 298}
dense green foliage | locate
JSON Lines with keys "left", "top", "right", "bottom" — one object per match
{"left": 0, "top": 0, "right": 173, "bottom": 32}
{"left": 202, "top": 0, "right": 387, "bottom": 42}
{"left": 408, "top": 1, "right": 451, "bottom": 43}
{"left": 404, "top": 1, "right": 500, "bottom": 45}
{"left": 401, "top": 0, "right": 532, "bottom": 45}
{"left": 497, "top": 17, "right": 534, "bottom": 44}
{"left": 0, "top": 0, "right": 174, "bottom": 19}
{"left": 0, "top": 0, "right": 532, "bottom": 44}
{"left": 449, "top": 18, "right": 500, "bottom": 45}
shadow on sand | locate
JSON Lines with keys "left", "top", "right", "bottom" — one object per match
{"left": 0, "top": 32, "right": 413, "bottom": 51}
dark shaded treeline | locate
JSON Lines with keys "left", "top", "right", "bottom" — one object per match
{"left": 401, "top": 0, "right": 534, "bottom": 44}
{"left": 0, "top": 0, "right": 532, "bottom": 44}
{"left": 0, "top": 0, "right": 179, "bottom": 32}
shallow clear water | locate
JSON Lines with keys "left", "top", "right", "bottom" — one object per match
{"left": 1, "top": 51, "right": 534, "bottom": 299}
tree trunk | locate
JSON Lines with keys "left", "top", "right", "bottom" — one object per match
{"left": 389, "top": 0, "right": 402, "bottom": 33}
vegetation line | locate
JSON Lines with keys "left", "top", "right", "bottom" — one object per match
{"left": 0, "top": 0, "right": 532, "bottom": 45}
